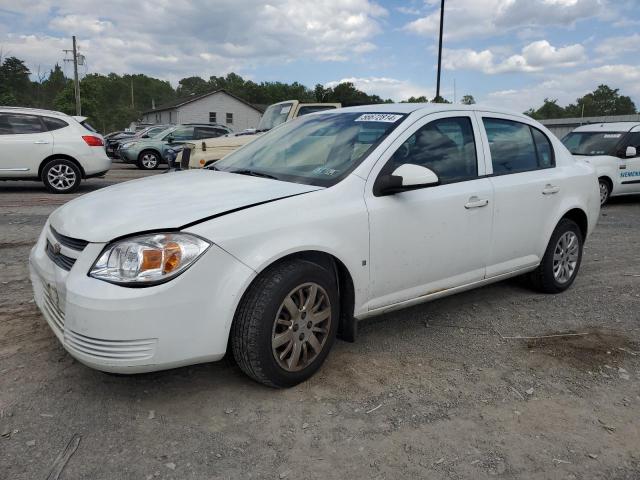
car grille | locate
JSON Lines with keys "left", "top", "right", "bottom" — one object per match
{"left": 41, "top": 282, "right": 65, "bottom": 335}
{"left": 45, "top": 240, "right": 76, "bottom": 271}
{"left": 64, "top": 330, "right": 157, "bottom": 361}
{"left": 50, "top": 226, "right": 88, "bottom": 251}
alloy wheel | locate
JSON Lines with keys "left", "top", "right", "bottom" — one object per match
{"left": 271, "top": 282, "right": 332, "bottom": 372}
{"left": 552, "top": 231, "right": 579, "bottom": 284}
{"left": 599, "top": 181, "right": 609, "bottom": 205}
{"left": 47, "top": 164, "right": 77, "bottom": 191}
{"left": 141, "top": 153, "right": 158, "bottom": 169}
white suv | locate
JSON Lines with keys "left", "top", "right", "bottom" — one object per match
{"left": 30, "top": 104, "right": 600, "bottom": 387}
{"left": 0, "top": 107, "right": 111, "bottom": 193}
{"left": 562, "top": 122, "right": 640, "bottom": 205}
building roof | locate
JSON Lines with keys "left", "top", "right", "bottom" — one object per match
{"left": 142, "top": 89, "right": 263, "bottom": 114}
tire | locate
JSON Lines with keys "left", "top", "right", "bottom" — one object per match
{"left": 530, "top": 218, "right": 583, "bottom": 294}
{"left": 137, "top": 150, "right": 160, "bottom": 170}
{"left": 598, "top": 178, "right": 611, "bottom": 206}
{"left": 42, "top": 159, "right": 81, "bottom": 194}
{"left": 231, "top": 259, "right": 339, "bottom": 388}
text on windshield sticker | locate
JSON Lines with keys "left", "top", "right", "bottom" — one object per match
{"left": 603, "top": 134, "right": 622, "bottom": 138}
{"left": 355, "top": 114, "right": 403, "bottom": 123}
{"left": 280, "top": 106, "right": 292, "bottom": 114}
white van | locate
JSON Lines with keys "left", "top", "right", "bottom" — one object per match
{"left": 562, "top": 122, "right": 640, "bottom": 204}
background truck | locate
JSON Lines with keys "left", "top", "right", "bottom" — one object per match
{"left": 176, "top": 100, "right": 341, "bottom": 169}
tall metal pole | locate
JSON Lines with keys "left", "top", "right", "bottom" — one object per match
{"left": 72, "top": 36, "right": 81, "bottom": 115}
{"left": 435, "top": 0, "right": 445, "bottom": 102}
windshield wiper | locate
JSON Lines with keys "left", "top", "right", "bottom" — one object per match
{"left": 230, "top": 169, "right": 279, "bottom": 180}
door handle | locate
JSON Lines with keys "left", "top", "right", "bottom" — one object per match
{"left": 465, "top": 196, "right": 489, "bottom": 209}
{"left": 542, "top": 184, "right": 560, "bottom": 195}
{"left": 34, "top": 140, "right": 50, "bottom": 144}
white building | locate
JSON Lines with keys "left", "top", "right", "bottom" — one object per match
{"left": 140, "top": 89, "right": 263, "bottom": 132}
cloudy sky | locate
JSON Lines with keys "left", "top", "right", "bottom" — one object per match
{"left": 0, "top": 0, "right": 639, "bottom": 111}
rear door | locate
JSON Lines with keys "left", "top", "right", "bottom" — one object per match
{"left": 477, "top": 112, "right": 562, "bottom": 277}
{"left": 618, "top": 130, "right": 640, "bottom": 193}
{"left": 0, "top": 113, "right": 53, "bottom": 177}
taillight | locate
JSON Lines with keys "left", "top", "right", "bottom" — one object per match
{"left": 82, "top": 135, "right": 104, "bottom": 147}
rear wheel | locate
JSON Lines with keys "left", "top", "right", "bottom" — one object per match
{"left": 231, "top": 259, "right": 339, "bottom": 388}
{"left": 42, "top": 159, "right": 81, "bottom": 193}
{"left": 530, "top": 218, "right": 583, "bottom": 293}
{"left": 598, "top": 178, "right": 611, "bottom": 206}
{"left": 137, "top": 151, "right": 160, "bottom": 170}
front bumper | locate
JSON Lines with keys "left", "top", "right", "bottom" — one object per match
{"left": 29, "top": 223, "right": 256, "bottom": 373}
{"left": 118, "top": 148, "right": 138, "bottom": 163}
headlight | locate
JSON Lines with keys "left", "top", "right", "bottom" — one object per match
{"left": 89, "top": 233, "right": 210, "bottom": 286}
{"left": 121, "top": 142, "right": 134, "bottom": 149}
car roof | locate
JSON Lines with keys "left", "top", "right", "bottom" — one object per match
{"left": 572, "top": 122, "right": 640, "bottom": 133}
{"left": 0, "top": 106, "right": 72, "bottom": 118}
{"left": 333, "top": 103, "right": 526, "bottom": 118}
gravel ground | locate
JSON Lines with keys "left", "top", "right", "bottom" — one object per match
{"left": 1, "top": 164, "right": 639, "bottom": 479}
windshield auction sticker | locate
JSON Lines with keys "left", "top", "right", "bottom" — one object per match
{"left": 603, "top": 134, "right": 622, "bottom": 138}
{"left": 355, "top": 113, "right": 403, "bottom": 123}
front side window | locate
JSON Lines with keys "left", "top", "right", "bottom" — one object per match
{"left": 385, "top": 116, "right": 478, "bottom": 184}
{"left": 0, "top": 114, "right": 45, "bottom": 135}
{"left": 622, "top": 132, "right": 640, "bottom": 156}
{"left": 483, "top": 118, "right": 554, "bottom": 175}
{"left": 215, "top": 112, "right": 406, "bottom": 187}
{"left": 561, "top": 131, "right": 623, "bottom": 156}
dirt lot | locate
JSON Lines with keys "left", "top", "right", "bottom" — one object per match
{"left": 1, "top": 164, "right": 639, "bottom": 479}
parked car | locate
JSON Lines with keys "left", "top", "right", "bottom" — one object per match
{"left": 562, "top": 122, "right": 640, "bottom": 205}
{"left": 30, "top": 104, "right": 599, "bottom": 387}
{"left": 176, "top": 100, "right": 341, "bottom": 169}
{"left": 0, "top": 107, "right": 111, "bottom": 193}
{"left": 105, "top": 125, "right": 169, "bottom": 159}
{"left": 118, "top": 123, "right": 232, "bottom": 170}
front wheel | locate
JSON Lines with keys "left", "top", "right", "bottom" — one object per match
{"left": 231, "top": 259, "right": 339, "bottom": 388}
{"left": 137, "top": 151, "right": 160, "bottom": 170}
{"left": 530, "top": 218, "right": 583, "bottom": 293}
{"left": 42, "top": 159, "right": 81, "bottom": 193}
{"left": 598, "top": 178, "right": 611, "bottom": 206}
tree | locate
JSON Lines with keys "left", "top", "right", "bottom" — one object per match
{"left": 431, "top": 95, "right": 451, "bottom": 104}
{"left": 527, "top": 98, "right": 567, "bottom": 120}
{"left": 460, "top": 94, "right": 475, "bottom": 105}
{"left": 565, "top": 85, "right": 636, "bottom": 117}
{"left": 176, "top": 76, "right": 209, "bottom": 97}
{"left": 402, "top": 96, "right": 428, "bottom": 103}
{"left": 0, "top": 56, "right": 32, "bottom": 105}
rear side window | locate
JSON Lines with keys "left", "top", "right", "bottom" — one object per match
{"left": 483, "top": 118, "right": 555, "bottom": 175}
{"left": 297, "top": 105, "right": 337, "bottom": 117}
{"left": 0, "top": 114, "right": 46, "bottom": 134}
{"left": 43, "top": 117, "right": 69, "bottom": 131}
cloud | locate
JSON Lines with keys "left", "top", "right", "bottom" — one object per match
{"left": 0, "top": 0, "right": 388, "bottom": 81}
{"left": 444, "top": 40, "right": 586, "bottom": 74}
{"left": 484, "top": 64, "right": 640, "bottom": 112}
{"left": 324, "top": 76, "right": 433, "bottom": 101}
{"left": 595, "top": 33, "right": 640, "bottom": 59}
{"left": 405, "top": 0, "right": 609, "bottom": 41}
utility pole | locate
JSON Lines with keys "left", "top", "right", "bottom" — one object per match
{"left": 131, "top": 78, "right": 135, "bottom": 108}
{"left": 63, "top": 36, "right": 81, "bottom": 115}
{"left": 435, "top": 0, "right": 445, "bottom": 102}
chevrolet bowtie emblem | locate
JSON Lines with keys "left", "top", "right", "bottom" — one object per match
{"left": 53, "top": 243, "right": 62, "bottom": 255}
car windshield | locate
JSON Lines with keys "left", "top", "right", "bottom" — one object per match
{"left": 214, "top": 112, "right": 406, "bottom": 187}
{"left": 256, "top": 103, "right": 294, "bottom": 131}
{"left": 562, "top": 131, "right": 624, "bottom": 156}
{"left": 152, "top": 126, "right": 175, "bottom": 139}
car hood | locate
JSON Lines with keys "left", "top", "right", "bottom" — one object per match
{"left": 49, "top": 170, "right": 322, "bottom": 243}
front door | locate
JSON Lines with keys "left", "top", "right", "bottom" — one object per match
{"left": 365, "top": 112, "right": 493, "bottom": 311}
{"left": 0, "top": 113, "right": 53, "bottom": 176}
{"left": 619, "top": 130, "right": 640, "bottom": 194}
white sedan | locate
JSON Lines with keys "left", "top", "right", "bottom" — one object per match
{"left": 30, "top": 104, "right": 600, "bottom": 387}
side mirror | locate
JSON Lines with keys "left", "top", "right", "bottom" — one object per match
{"left": 626, "top": 146, "right": 637, "bottom": 157}
{"left": 166, "top": 135, "right": 174, "bottom": 144}
{"left": 374, "top": 164, "right": 440, "bottom": 196}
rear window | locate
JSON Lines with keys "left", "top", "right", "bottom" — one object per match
{"left": 43, "top": 117, "right": 69, "bottom": 131}
{"left": 297, "top": 105, "right": 338, "bottom": 117}
{"left": 81, "top": 120, "right": 98, "bottom": 133}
